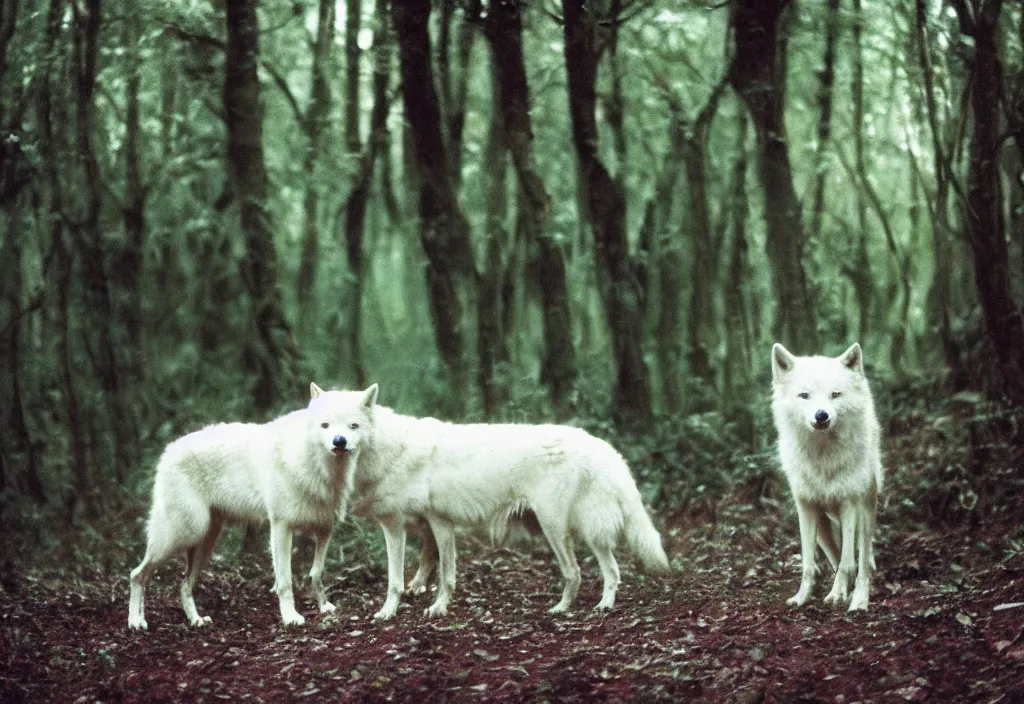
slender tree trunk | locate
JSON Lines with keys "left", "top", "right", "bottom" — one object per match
{"left": 225, "top": 0, "right": 300, "bottom": 413}
{"left": 562, "top": 0, "right": 652, "bottom": 425}
{"left": 39, "top": 0, "right": 90, "bottom": 517}
{"left": 477, "top": 55, "right": 508, "bottom": 417}
{"left": 4, "top": 229, "right": 45, "bottom": 503}
{"left": 728, "top": 0, "right": 819, "bottom": 353}
{"left": 953, "top": 0, "right": 1024, "bottom": 398}
{"left": 114, "top": 9, "right": 144, "bottom": 389}
{"left": 681, "top": 81, "right": 727, "bottom": 386}
{"left": 485, "top": 0, "right": 576, "bottom": 416}
{"left": 343, "top": 0, "right": 391, "bottom": 388}
{"left": 296, "top": 0, "right": 336, "bottom": 333}
{"left": 915, "top": 0, "right": 957, "bottom": 369}
{"left": 606, "top": 0, "right": 627, "bottom": 176}
{"left": 849, "top": 0, "right": 872, "bottom": 344}
{"left": 344, "top": 0, "right": 361, "bottom": 155}
{"left": 808, "top": 0, "right": 840, "bottom": 242}
{"left": 392, "top": 0, "right": 476, "bottom": 411}
{"left": 73, "top": 0, "right": 135, "bottom": 485}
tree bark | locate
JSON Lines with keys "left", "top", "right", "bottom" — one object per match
{"left": 728, "top": 0, "right": 819, "bottom": 353}
{"left": 849, "top": 0, "right": 872, "bottom": 343}
{"left": 485, "top": 0, "right": 576, "bottom": 417}
{"left": 952, "top": 0, "right": 1024, "bottom": 398}
{"left": 342, "top": 0, "right": 391, "bottom": 388}
{"left": 225, "top": 0, "right": 300, "bottom": 414}
{"left": 681, "top": 79, "right": 727, "bottom": 386}
{"left": 39, "top": 0, "right": 90, "bottom": 517}
{"left": 73, "top": 0, "right": 136, "bottom": 484}
{"left": 562, "top": 0, "right": 652, "bottom": 425}
{"left": 392, "top": 0, "right": 476, "bottom": 409}
{"left": 808, "top": 0, "right": 840, "bottom": 243}
{"left": 296, "top": 0, "right": 336, "bottom": 333}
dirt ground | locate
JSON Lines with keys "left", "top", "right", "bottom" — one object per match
{"left": 2, "top": 419, "right": 1024, "bottom": 702}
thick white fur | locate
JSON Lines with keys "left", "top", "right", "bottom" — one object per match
{"left": 339, "top": 390, "right": 670, "bottom": 620}
{"left": 771, "top": 343, "right": 883, "bottom": 612}
{"left": 127, "top": 384, "right": 375, "bottom": 630}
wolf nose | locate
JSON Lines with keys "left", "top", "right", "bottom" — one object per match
{"left": 332, "top": 435, "right": 348, "bottom": 450}
{"left": 814, "top": 409, "right": 830, "bottom": 424}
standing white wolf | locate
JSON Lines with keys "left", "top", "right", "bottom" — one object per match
{"left": 127, "top": 383, "right": 376, "bottom": 630}
{"left": 771, "top": 343, "right": 883, "bottom": 612}
{"left": 334, "top": 387, "right": 670, "bottom": 620}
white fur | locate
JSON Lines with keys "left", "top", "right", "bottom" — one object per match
{"left": 771, "top": 343, "right": 883, "bottom": 612}
{"left": 126, "top": 383, "right": 376, "bottom": 630}
{"left": 333, "top": 389, "right": 670, "bottom": 620}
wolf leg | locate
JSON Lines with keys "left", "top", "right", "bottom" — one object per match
{"left": 815, "top": 513, "right": 840, "bottom": 572}
{"left": 180, "top": 514, "right": 223, "bottom": 627}
{"left": 423, "top": 518, "right": 456, "bottom": 618}
{"left": 787, "top": 499, "right": 819, "bottom": 607}
{"left": 535, "top": 514, "right": 580, "bottom": 614}
{"left": 373, "top": 519, "right": 406, "bottom": 620}
{"left": 129, "top": 551, "right": 160, "bottom": 630}
{"left": 824, "top": 501, "right": 857, "bottom": 606}
{"left": 407, "top": 522, "right": 438, "bottom": 596}
{"left": 589, "top": 541, "right": 621, "bottom": 611}
{"left": 848, "top": 502, "right": 873, "bottom": 611}
{"left": 270, "top": 520, "right": 305, "bottom": 626}
{"left": 309, "top": 529, "right": 335, "bottom": 614}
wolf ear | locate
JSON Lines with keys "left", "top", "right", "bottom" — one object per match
{"left": 771, "top": 343, "right": 796, "bottom": 380}
{"left": 838, "top": 343, "right": 864, "bottom": 373}
{"left": 310, "top": 382, "right": 325, "bottom": 399}
{"left": 360, "top": 383, "right": 379, "bottom": 411}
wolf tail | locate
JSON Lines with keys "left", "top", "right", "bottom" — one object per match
{"left": 621, "top": 488, "right": 670, "bottom": 574}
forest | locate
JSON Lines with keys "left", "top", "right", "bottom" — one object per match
{"left": 1, "top": 0, "right": 1024, "bottom": 700}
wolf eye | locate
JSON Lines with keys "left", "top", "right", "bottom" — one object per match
{"left": 798, "top": 392, "right": 809, "bottom": 400}
{"left": 321, "top": 422, "right": 329, "bottom": 429}
{"left": 349, "top": 422, "right": 359, "bottom": 430}
{"left": 831, "top": 391, "right": 842, "bottom": 399}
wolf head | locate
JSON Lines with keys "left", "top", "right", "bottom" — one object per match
{"left": 771, "top": 343, "right": 868, "bottom": 435}
{"left": 307, "top": 383, "right": 379, "bottom": 457}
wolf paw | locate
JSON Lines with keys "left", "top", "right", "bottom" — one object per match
{"left": 128, "top": 617, "right": 148, "bottom": 631}
{"left": 373, "top": 606, "right": 397, "bottom": 621}
{"left": 548, "top": 602, "right": 572, "bottom": 615}
{"left": 320, "top": 601, "right": 336, "bottom": 614}
{"left": 848, "top": 590, "right": 869, "bottom": 612}
{"left": 423, "top": 602, "right": 448, "bottom": 618}
{"left": 190, "top": 615, "right": 212, "bottom": 627}
{"left": 593, "top": 602, "right": 614, "bottom": 613}
{"left": 281, "top": 612, "right": 306, "bottom": 626}
{"left": 823, "top": 588, "right": 848, "bottom": 607}
{"left": 405, "top": 582, "right": 428, "bottom": 596}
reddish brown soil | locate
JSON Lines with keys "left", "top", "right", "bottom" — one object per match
{"left": 3, "top": 415, "right": 1024, "bottom": 702}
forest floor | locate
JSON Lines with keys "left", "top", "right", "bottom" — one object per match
{"left": 2, "top": 408, "right": 1024, "bottom": 702}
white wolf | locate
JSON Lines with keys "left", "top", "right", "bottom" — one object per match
{"left": 771, "top": 343, "right": 883, "bottom": 612}
{"left": 127, "top": 383, "right": 376, "bottom": 629}
{"left": 338, "top": 387, "right": 670, "bottom": 620}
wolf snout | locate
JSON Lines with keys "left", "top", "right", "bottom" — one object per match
{"left": 332, "top": 435, "right": 349, "bottom": 453}
{"left": 813, "top": 409, "right": 831, "bottom": 429}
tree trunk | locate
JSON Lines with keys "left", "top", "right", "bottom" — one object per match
{"left": 953, "top": 0, "right": 1024, "bottom": 398}
{"left": 392, "top": 0, "right": 476, "bottom": 410}
{"left": 113, "top": 9, "right": 145, "bottom": 387}
{"left": 849, "top": 0, "right": 872, "bottom": 344}
{"left": 485, "top": 0, "right": 576, "bottom": 417}
{"left": 477, "top": 55, "right": 508, "bottom": 417}
{"left": 39, "top": 0, "right": 90, "bottom": 517}
{"left": 342, "top": 0, "right": 391, "bottom": 388}
{"left": 225, "top": 0, "right": 300, "bottom": 414}
{"left": 915, "top": 0, "right": 958, "bottom": 369}
{"left": 808, "top": 0, "right": 840, "bottom": 243}
{"left": 562, "top": 0, "right": 652, "bottom": 425}
{"left": 606, "top": 0, "right": 627, "bottom": 176}
{"left": 73, "top": 0, "right": 136, "bottom": 485}
{"left": 728, "top": 0, "right": 819, "bottom": 353}
{"left": 296, "top": 0, "right": 336, "bottom": 334}
{"left": 681, "top": 80, "right": 727, "bottom": 386}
